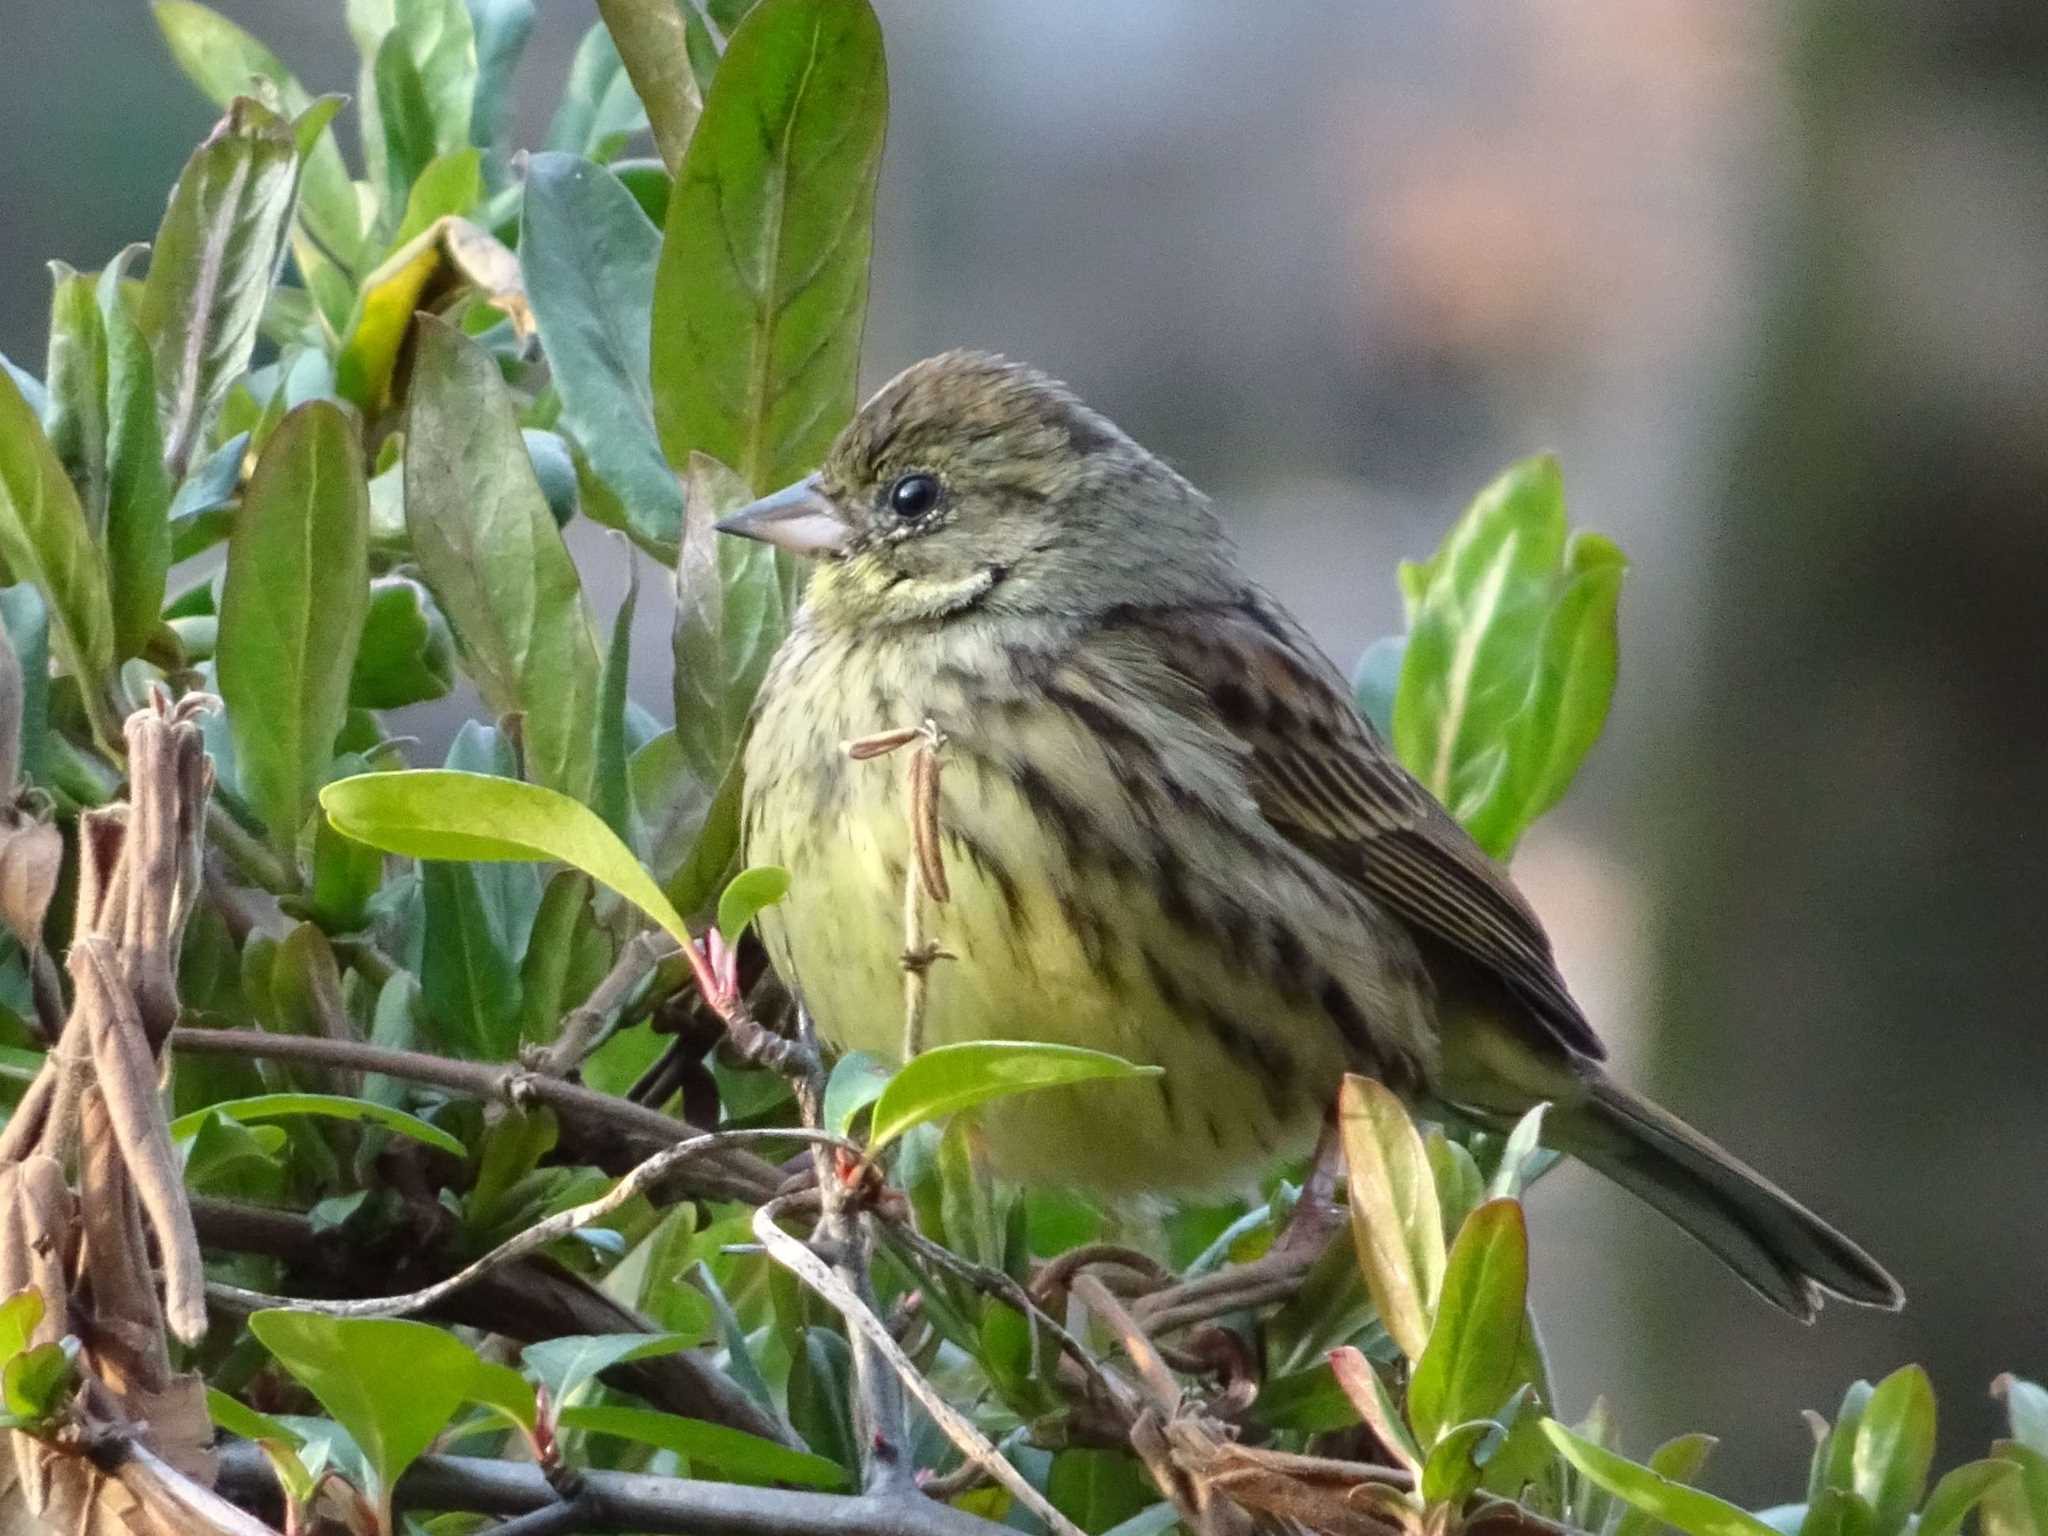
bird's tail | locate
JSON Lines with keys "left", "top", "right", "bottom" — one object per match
{"left": 1544, "top": 1074, "right": 1904, "bottom": 1321}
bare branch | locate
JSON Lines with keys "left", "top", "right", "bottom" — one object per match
{"left": 208, "top": 1126, "right": 854, "bottom": 1320}
{"left": 168, "top": 1026, "right": 785, "bottom": 1204}
{"left": 752, "top": 1193, "right": 1089, "bottom": 1536}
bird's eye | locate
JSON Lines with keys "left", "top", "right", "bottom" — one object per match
{"left": 886, "top": 472, "right": 940, "bottom": 520}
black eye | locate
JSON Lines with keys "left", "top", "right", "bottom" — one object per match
{"left": 887, "top": 472, "right": 940, "bottom": 520}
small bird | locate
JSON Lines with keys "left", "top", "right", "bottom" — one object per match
{"left": 720, "top": 350, "right": 1901, "bottom": 1320}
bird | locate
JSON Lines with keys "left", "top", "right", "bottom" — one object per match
{"left": 718, "top": 348, "right": 1902, "bottom": 1320}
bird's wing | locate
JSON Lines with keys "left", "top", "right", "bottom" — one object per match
{"left": 1128, "top": 593, "right": 1605, "bottom": 1062}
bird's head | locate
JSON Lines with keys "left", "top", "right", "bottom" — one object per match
{"left": 715, "top": 350, "right": 1232, "bottom": 629}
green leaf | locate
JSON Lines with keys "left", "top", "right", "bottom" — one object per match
{"left": 520, "top": 153, "right": 681, "bottom": 549}
{"left": 1408, "top": 1199, "right": 1527, "bottom": 1447}
{"left": 787, "top": 1326, "right": 857, "bottom": 1475}
{"left": 1424, "top": 1127, "right": 1484, "bottom": 1241}
{"left": 650, "top": 0, "right": 887, "bottom": 495}
{"left": 140, "top": 97, "right": 301, "bottom": 480}
{"left": 322, "top": 769, "right": 692, "bottom": 947}
{"left": 465, "top": 1358, "right": 538, "bottom": 1435}
{"left": 1328, "top": 1344, "right": 1422, "bottom": 1475}
{"left": 95, "top": 249, "right": 173, "bottom": 662}
{"left": 672, "top": 451, "right": 787, "bottom": 788}
{"left": 822, "top": 1049, "right": 892, "bottom": 1137}
{"left": 1484, "top": 1103, "right": 1549, "bottom": 1201}
{"left": 218, "top": 402, "right": 369, "bottom": 856}
{"left": 1422, "top": 1418, "right": 1502, "bottom": 1507}
{"left": 390, "top": 147, "right": 483, "bottom": 250}
{"left": 1338, "top": 1073, "right": 1444, "bottom": 1362}
{"left": 152, "top": 0, "right": 363, "bottom": 270}
{"left": 205, "top": 1390, "right": 317, "bottom": 1506}
{"left": 0, "top": 1290, "right": 43, "bottom": 1367}
{"left": 1613, "top": 1435, "right": 1720, "bottom": 1536}
{"left": 1851, "top": 1365, "right": 1936, "bottom": 1536}
{"left": 1046, "top": 1447, "right": 1157, "bottom": 1534}
{"left": 716, "top": 864, "right": 788, "bottom": 941}
{"left": 1983, "top": 1444, "right": 2048, "bottom": 1536}
{"left": 4, "top": 1339, "right": 78, "bottom": 1422}
{"left": 594, "top": 0, "right": 704, "bottom": 171}
{"left": 517, "top": 870, "right": 612, "bottom": 1047}
{"left": 595, "top": 549, "right": 639, "bottom": 843}
{"left": 1392, "top": 456, "right": 1626, "bottom": 858}
{"left": 520, "top": 1332, "right": 689, "bottom": 1411}
{"left": 560, "top": 1403, "right": 845, "bottom": 1489}
{"left": 385, "top": 0, "right": 477, "bottom": 166}
{"left": 866, "top": 1040, "right": 1162, "bottom": 1152}
{"left": 661, "top": 751, "right": 743, "bottom": 918}
{"left": 350, "top": 576, "right": 456, "bottom": 708}
{"left": 416, "top": 724, "right": 539, "bottom": 1058}
{"left": 1818, "top": 1382, "right": 1877, "bottom": 1504}
{"left": 42, "top": 264, "right": 108, "bottom": 535}
{"left": 1545, "top": 1419, "right": 1785, "bottom": 1536}
{"left": 375, "top": 32, "right": 440, "bottom": 209}
{"left": 171, "top": 1094, "right": 464, "bottom": 1157}
{"left": 405, "top": 317, "right": 601, "bottom": 799}
{"left": 0, "top": 366, "right": 114, "bottom": 696}
{"left": 0, "top": 586, "right": 49, "bottom": 786}
{"left": 250, "top": 1312, "right": 481, "bottom": 1518}
{"left": 467, "top": 0, "right": 536, "bottom": 184}
{"left": 1920, "top": 1461, "right": 2021, "bottom": 1536}
{"left": 546, "top": 24, "right": 648, "bottom": 161}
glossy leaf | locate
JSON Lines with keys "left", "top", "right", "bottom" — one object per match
{"left": 0, "top": 367, "right": 114, "bottom": 696}
{"left": 1408, "top": 1199, "right": 1527, "bottom": 1447}
{"left": 322, "top": 769, "right": 693, "bottom": 948}
{"left": 218, "top": 403, "right": 370, "bottom": 856}
{"left": 139, "top": 97, "right": 300, "bottom": 479}
{"left": 205, "top": 1390, "right": 317, "bottom": 1507}
{"left": 383, "top": 0, "right": 477, "bottom": 171}
{"left": 596, "top": 552, "right": 640, "bottom": 842}
{"left": 349, "top": 575, "right": 456, "bottom": 709}
{"left": 250, "top": 1311, "right": 482, "bottom": 1519}
{"left": 170, "top": 1094, "right": 464, "bottom": 1158}
{"left": 650, "top": 0, "right": 888, "bottom": 495}
{"left": 406, "top": 318, "right": 600, "bottom": 799}
{"left": 521, "top": 152, "right": 681, "bottom": 549}
{"left": 418, "top": 725, "right": 538, "bottom": 1058}
{"left": 866, "top": 1040, "right": 1161, "bottom": 1152}
{"left": 96, "top": 249, "right": 173, "bottom": 661}
{"left": 1919, "top": 1461, "right": 2021, "bottom": 1536}
{"left": 390, "top": 146, "right": 483, "bottom": 250}
{"left": 152, "top": 0, "right": 363, "bottom": 270}
{"left": 1393, "top": 456, "right": 1626, "bottom": 858}
{"left": 716, "top": 864, "right": 788, "bottom": 942}
{"left": 465, "top": 1359, "right": 538, "bottom": 1435}
{"left": 517, "top": 870, "right": 612, "bottom": 1047}
{"left": 672, "top": 451, "right": 786, "bottom": 787}
{"left": 1851, "top": 1364, "right": 1936, "bottom": 1536}
{"left": 1611, "top": 1435, "right": 1720, "bottom": 1536}
{"left": 823, "top": 1050, "right": 892, "bottom": 1138}
{"left": 561, "top": 1404, "right": 845, "bottom": 1489}
{"left": 1547, "top": 1420, "right": 1786, "bottom": 1536}
{"left": 1338, "top": 1073, "right": 1444, "bottom": 1362}
{"left": 1983, "top": 1444, "right": 2048, "bottom": 1536}
{"left": 520, "top": 1332, "right": 689, "bottom": 1410}
{"left": 1484, "top": 1103, "right": 1549, "bottom": 1201}
{"left": 335, "top": 216, "right": 528, "bottom": 414}
{"left": 595, "top": 0, "right": 704, "bottom": 171}
{"left": 0, "top": 1291, "right": 43, "bottom": 1366}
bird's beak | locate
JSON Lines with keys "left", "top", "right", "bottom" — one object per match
{"left": 712, "top": 474, "right": 852, "bottom": 556}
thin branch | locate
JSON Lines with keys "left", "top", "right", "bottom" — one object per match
{"left": 189, "top": 1197, "right": 791, "bottom": 1444}
{"left": 167, "top": 1026, "right": 785, "bottom": 1204}
{"left": 214, "top": 1442, "right": 1015, "bottom": 1536}
{"left": 207, "top": 1127, "right": 855, "bottom": 1320}
{"left": 752, "top": 1193, "right": 1089, "bottom": 1536}
{"left": 529, "top": 929, "right": 678, "bottom": 1077}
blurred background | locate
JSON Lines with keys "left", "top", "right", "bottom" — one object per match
{"left": 3, "top": 0, "right": 2042, "bottom": 1502}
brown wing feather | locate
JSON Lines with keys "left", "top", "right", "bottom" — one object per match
{"left": 1126, "top": 592, "right": 1605, "bottom": 1063}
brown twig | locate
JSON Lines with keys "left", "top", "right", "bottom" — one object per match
{"left": 206, "top": 1126, "right": 856, "bottom": 1321}
{"left": 167, "top": 1026, "right": 784, "bottom": 1204}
